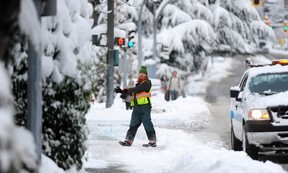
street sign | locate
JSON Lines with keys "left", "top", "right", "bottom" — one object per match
{"left": 114, "top": 49, "right": 119, "bottom": 66}
{"left": 92, "top": 33, "right": 107, "bottom": 47}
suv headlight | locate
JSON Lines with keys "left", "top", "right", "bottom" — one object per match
{"left": 249, "top": 109, "right": 270, "bottom": 120}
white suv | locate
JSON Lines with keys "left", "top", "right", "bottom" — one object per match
{"left": 230, "top": 59, "right": 288, "bottom": 159}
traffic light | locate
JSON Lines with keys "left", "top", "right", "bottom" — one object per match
{"left": 283, "top": 21, "right": 288, "bottom": 33}
{"left": 162, "top": 45, "right": 169, "bottom": 53}
{"left": 284, "top": 25, "right": 288, "bottom": 32}
{"left": 114, "top": 37, "right": 125, "bottom": 47}
{"left": 252, "top": 0, "right": 262, "bottom": 6}
{"left": 127, "top": 30, "right": 135, "bottom": 48}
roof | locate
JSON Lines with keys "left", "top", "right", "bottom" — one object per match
{"left": 246, "top": 64, "right": 288, "bottom": 78}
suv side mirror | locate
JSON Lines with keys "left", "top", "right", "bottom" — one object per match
{"left": 230, "top": 86, "right": 240, "bottom": 98}
{"left": 230, "top": 86, "right": 242, "bottom": 102}
{"left": 236, "top": 92, "right": 243, "bottom": 102}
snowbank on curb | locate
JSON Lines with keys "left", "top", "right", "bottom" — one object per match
{"left": 85, "top": 93, "right": 286, "bottom": 173}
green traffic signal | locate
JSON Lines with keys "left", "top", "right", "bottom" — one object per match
{"left": 284, "top": 25, "right": 288, "bottom": 31}
{"left": 128, "top": 41, "right": 134, "bottom": 47}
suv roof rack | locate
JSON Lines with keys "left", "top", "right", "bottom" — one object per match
{"left": 245, "top": 58, "right": 288, "bottom": 68}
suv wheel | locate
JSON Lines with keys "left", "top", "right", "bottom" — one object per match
{"left": 242, "top": 126, "right": 258, "bottom": 160}
{"left": 231, "top": 125, "right": 242, "bottom": 151}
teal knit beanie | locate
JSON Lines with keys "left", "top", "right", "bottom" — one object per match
{"left": 139, "top": 66, "right": 148, "bottom": 75}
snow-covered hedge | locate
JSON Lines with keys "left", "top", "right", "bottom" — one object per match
{"left": 12, "top": 0, "right": 94, "bottom": 171}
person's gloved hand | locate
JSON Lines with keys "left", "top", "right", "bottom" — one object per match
{"left": 122, "top": 88, "right": 128, "bottom": 93}
{"left": 114, "top": 87, "right": 123, "bottom": 93}
{"left": 120, "top": 93, "right": 127, "bottom": 99}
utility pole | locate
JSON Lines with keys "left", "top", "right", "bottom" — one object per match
{"left": 106, "top": 0, "right": 114, "bottom": 108}
{"left": 27, "top": 0, "right": 42, "bottom": 159}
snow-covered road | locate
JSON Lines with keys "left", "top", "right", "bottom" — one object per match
{"left": 84, "top": 57, "right": 287, "bottom": 173}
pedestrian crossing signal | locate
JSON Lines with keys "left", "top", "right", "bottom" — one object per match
{"left": 128, "top": 41, "right": 134, "bottom": 47}
{"left": 118, "top": 37, "right": 124, "bottom": 46}
{"left": 114, "top": 37, "right": 125, "bottom": 46}
{"left": 127, "top": 30, "right": 135, "bottom": 48}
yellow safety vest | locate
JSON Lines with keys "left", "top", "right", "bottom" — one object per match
{"left": 131, "top": 89, "right": 152, "bottom": 106}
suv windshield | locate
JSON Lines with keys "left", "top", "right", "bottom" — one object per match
{"left": 249, "top": 72, "right": 288, "bottom": 94}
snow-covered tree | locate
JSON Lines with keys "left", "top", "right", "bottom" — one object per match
{"left": 12, "top": 0, "right": 94, "bottom": 170}
{"left": 89, "top": 0, "right": 276, "bottom": 83}
{"left": 135, "top": 0, "right": 275, "bottom": 73}
{"left": 215, "top": 0, "right": 275, "bottom": 53}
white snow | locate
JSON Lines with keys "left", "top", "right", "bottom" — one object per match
{"left": 9, "top": 0, "right": 288, "bottom": 172}
{"left": 83, "top": 57, "right": 287, "bottom": 173}
{"left": 19, "top": 0, "right": 41, "bottom": 52}
{"left": 40, "top": 155, "right": 65, "bottom": 173}
{"left": 41, "top": 0, "right": 93, "bottom": 81}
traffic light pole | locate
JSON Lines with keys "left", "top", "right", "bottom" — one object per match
{"left": 106, "top": 0, "right": 114, "bottom": 108}
{"left": 122, "top": 48, "right": 128, "bottom": 88}
{"left": 27, "top": 0, "right": 42, "bottom": 159}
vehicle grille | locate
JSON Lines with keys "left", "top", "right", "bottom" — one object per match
{"left": 268, "top": 106, "right": 288, "bottom": 119}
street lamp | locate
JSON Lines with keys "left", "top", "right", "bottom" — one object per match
{"left": 138, "top": 0, "right": 158, "bottom": 78}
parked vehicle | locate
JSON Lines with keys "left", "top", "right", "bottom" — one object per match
{"left": 230, "top": 59, "right": 288, "bottom": 159}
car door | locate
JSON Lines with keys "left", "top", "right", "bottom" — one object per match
{"left": 232, "top": 73, "right": 249, "bottom": 140}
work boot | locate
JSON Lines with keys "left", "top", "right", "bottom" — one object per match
{"left": 119, "top": 140, "right": 132, "bottom": 146}
{"left": 143, "top": 142, "right": 156, "bottom": 147}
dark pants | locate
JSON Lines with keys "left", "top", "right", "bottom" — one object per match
{"left": 125, "top": 102, "right": 132, "bottom": 110}
{"left": 125, "top": 104, "right": 156, "bottom": 143}
{"left": 170, "top": 89, "right": 179, "bottom": 100}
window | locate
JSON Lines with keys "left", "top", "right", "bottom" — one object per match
{"left": 249, "top": 73, "right": 288, "bottom": 93}
{"left": 239, "top": 74, "right": 248, "bottom": 91}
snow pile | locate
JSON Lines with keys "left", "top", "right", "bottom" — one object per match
{"left": 19, "top": 0, "right": 41, "bottom": 52}
{"left": 187, "top": 57, "right": 234, "bottom": 95}
{"left": 41, "top": 0, "right": 93, "bottom": 81}
{"left": 0, "top": 63, "right": 38, "bottom": 172}
{"left": 40, "top": 155, "right": 65, "bottom": 173}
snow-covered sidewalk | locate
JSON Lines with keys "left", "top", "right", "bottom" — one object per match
{"left": 84, "top": 94, "right": 285, "bottom": 173}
